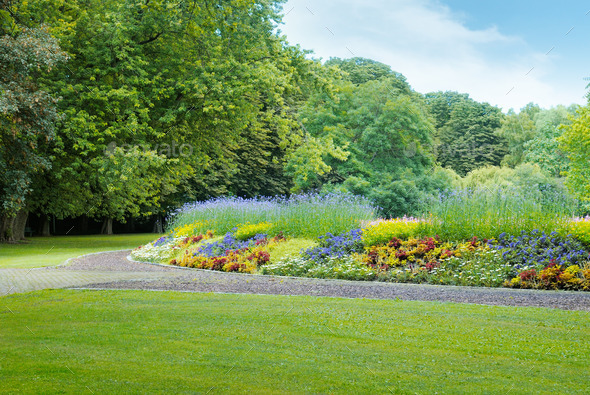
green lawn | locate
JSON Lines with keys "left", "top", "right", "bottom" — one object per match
{"left": 0, "top": 234, "right": 160, "bottom": 268}
{"left": 1, "top": 289, "right": 588, "bottom": 394}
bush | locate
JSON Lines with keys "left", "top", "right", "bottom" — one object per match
{"left": 561, "top": 217, "right": 590, "bottom": 247}
{"left": 361, "top": 218, "right": 422, "bottom": 246}
{"left": 234, "top": 222, "right": 274, "bottom": 240}
{"left": 432, "top": 249, "right": 513, "bottom": 287}
{"left": 361, "top": 236, "right": 475, "bottom": 270}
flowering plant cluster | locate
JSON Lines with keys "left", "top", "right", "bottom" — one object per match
{"left": 196, "top": 232, "right": 257, "bottom": 258}
{"left": 508, "top": 261, "right": 590, "bottom": 291}
{"left": 488, "top": 230, "right": 589, "bottom": 271}
{"left": 131, "top": 236, "right": 185, "bottom": 263}
{"left": 564, "top": 216, "right": 590, "bottom": 247}
{"left": 133, "top": 212, "right": 590, "bottom": 291}
{"left": 172, "top": 221, "right": 208, "bottom": 238}
{"left": 301, "top": 229, "right": 363, "bottom": 262}
{"left": 261, "top": 255, "right": 377, "bottom": 281}
{"left": 170, "top": 232, "right": 286, "bottom": 273}
{"left": 428, "top": 248, "right": 514, "bottom": 287}
{"left": 361, "top": 236, "right": 481, "bottom": 271}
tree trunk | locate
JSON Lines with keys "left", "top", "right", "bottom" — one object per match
{"left": 79, "top": 215, "right": 89, "bottom": 234}
{"left": 40, "top": 216, "right": 51, "bottom": 237}
{"left": 152, "top": 215, "right": 163, "bottom": 234}
{"left": 13, "top": 210, "right": 28, "bottom": 240}
{"left": 0, "top": 210, "right": 28, "bottom": 242}
{"left": 101, "top": 218, "right": 114, "bottom": 235}
{"left": 0, "top": 215, "right": 11, "bottom": 242}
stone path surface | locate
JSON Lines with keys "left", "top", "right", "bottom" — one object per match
{"left": 2, "top": 250, "right": 590, "bottom": 311}
{"left": 0, "top": 268, "right": 164, "bottom": 296}
{"left": 0, "top": 250, "right": 179, "bottom": 296}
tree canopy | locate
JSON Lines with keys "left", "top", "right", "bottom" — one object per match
{"left": 1, "top": 0, "right": 588, "bottom": 239}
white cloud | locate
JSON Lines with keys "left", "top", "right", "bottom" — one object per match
{"left": 280, "top": 0, "right": 586, "bottom": 111}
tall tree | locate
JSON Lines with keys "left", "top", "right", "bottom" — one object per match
{"left": 523, "top": 105, "right": 576, "bottom": 178}
{"left": 424, "top": 91, "right": 469, "bottom": 130}
{"left": 16, "top": 0, "right": 320, "bottom": 231}
{"left": 497, "top": 103, "right": 539, "bottom": 168}
{"left": 293, "top": 58, "right": 437, "bottom": 216}
{"left": 0, "top": 7, "right": 67, "bottom": 241}
{"left": 559, "top": 104, "right": 590, "bottom": 212}
{"left": 434, "top": 95, "right": 506, "bottom": 176}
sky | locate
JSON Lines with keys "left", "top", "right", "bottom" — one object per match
{"left": 278, "top": 0, "right": 590, "bottom": 111}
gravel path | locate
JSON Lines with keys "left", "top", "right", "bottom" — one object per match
{"left": 57, "top": 250, "right": 590, "bottom": 311}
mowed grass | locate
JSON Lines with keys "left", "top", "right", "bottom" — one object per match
{"left": 1, "top": 290, "right": 589, "bottom": 394}
{"left": 0, "top": 234, "right": 161, "bottom": 269}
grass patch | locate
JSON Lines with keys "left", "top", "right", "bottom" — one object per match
{"left": 167, "top": 193, "right": 376, "bottom": 239}
{"left": 268, "top": 238, "right": 318, "bottom": 263}
{"left": 1, "top": 289, "right": 588, "bottom": 393}
{"left": 0, "top": 234, "right": 161, "bottom": 269}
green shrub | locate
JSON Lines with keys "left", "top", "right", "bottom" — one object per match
{"left": 561, "top": 218, "right": 590, "bottom": 247}
{"left": 361, "top": 219, "right": 422, "bottom": 246}
{"left": 234, "top": 222, "right": 274, "bottom": 240}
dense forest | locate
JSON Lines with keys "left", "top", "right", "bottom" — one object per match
{"left": 1, "top": 0, "right": 589, "bottom": 241}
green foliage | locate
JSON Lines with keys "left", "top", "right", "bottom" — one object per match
{"left": 234, "top": 222, "right": 274, "bottom": 240}
{"left": 15, "top": 0, "right": 322, "bottom": 224}
{"left": 325, "top": 57, "right": 409, "bottom": 88}
{"left": 561, "top": 218, "right": 590, "bottom": 247}
{"left": 89, "top": 147, "right": 184, "bottom": 221}
{"left": 424, "top": 91, "right": 469, "bottom": 130}
{"left": 361, "top": 219, "right": 422, "bottom": 246}
{"left": 523, "top": 105, "right": 576, "bottom": 177}
{"left": 560, "top": 105, "right": 590, "bottom": 212}
{"left": 460, "top": 163, "right": 566, "bottom": 193}
{"left": 497, "top": 104, "right": 538, "bottom": 167}
{"left": 431, "top": 249, "right": 512, "bottom": 287}
{"left": 292, "top": 58, "right": 437, "bottom": 216}
{"left": 0, "top": 23, "right": 67, "bottom": 218}
{"left": 423, "top": 186, "right": 575, "bottom": 241}
{"left": 262, "top": 255, "right": 377, "bottom": 281}
{"left": 434, "top": 94, "right": 507, "bottom": 176}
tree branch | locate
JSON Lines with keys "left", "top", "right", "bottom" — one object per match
{"left": 138, "top": 32, "right": 162, "bottom": 45}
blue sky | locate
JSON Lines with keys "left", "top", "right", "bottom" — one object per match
{"left": 278, "top": 0, "right": 590, "bottom": 111}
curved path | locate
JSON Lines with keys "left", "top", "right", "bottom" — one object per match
{"left": 2, "top": 250, "right": 590, "bottom": 311}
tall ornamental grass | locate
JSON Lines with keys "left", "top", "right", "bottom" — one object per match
{"left": 167, "top": 193, "right": 376, "bottom": 239}
{"left": 422, "top": 186, "right": 577, "bottom": 241}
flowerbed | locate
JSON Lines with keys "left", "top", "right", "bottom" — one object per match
{"left": 133, "top": 214, "right": 590, "bottom": 291}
